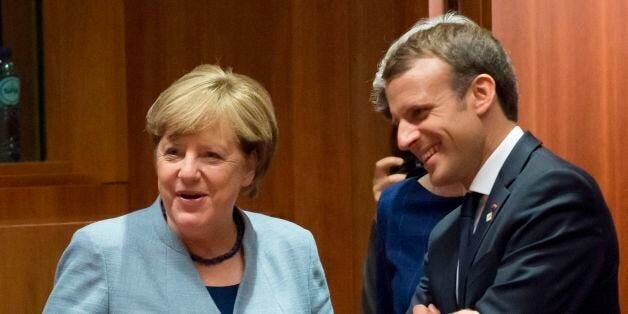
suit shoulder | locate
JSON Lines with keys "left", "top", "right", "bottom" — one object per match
{"left": 523, "top": 147, "right": 601, "bottom": 191}
{"left": 427, "top": 207, "right": 459, "bottom": 241}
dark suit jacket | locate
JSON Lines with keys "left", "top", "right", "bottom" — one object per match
{"left": 407, "top": 132, "right": 619, "bottom": 314}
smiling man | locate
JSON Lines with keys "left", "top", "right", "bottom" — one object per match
{"left": 371, "top": 13, "right": 619, "bottom": 314}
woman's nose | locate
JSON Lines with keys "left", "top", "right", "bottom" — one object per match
{"left": 178, "top": 156, "right": 200, "bottom": 181}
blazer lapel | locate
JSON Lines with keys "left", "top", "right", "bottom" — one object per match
{"left": 233, "top": 210, "right": 283, "bottom": 313}
{"left": 149, "top": 198, "right": 220, "bottom": 313}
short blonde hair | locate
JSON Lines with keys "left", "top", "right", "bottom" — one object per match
{"left": 146, "top": 64, "right": 278, "bottom": 197}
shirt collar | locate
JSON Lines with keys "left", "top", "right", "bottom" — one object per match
{"left": 468, "top": 126, "right": 524, "bottom": 195}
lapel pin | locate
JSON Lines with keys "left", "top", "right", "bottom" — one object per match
{"left": 486, "top": 203, "right": 498, "bottom": 222}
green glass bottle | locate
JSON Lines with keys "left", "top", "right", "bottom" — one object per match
{"left": 0, "top": 47, "right": 20, "bottom": 162}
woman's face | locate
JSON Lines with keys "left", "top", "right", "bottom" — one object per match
{"left": 155, "top": 124, "right": 255, "bottom": 237}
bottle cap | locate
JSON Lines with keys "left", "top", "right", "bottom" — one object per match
{"left": 0, "top": 47, "right": 12, "bottom": 59}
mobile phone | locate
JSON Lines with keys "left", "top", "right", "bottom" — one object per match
{"left": 389, "top": 155, "right": 421, "bottom": 175}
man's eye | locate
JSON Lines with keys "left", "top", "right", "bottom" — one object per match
{"left": 411, "top": 108, "right": 427, "bottom": 120}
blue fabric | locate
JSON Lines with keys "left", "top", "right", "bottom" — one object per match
{"left": 376, "top": 178, "right": 463, "bottom": 314}
{"left": 43, "top": 198, "right": 333, "bottom": 313}
{"left": 207, "top": 284, "right": 239, "bottom": 314}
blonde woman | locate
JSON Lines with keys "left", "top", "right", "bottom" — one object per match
{"left": 45, "top": 65, "right": 333, "bottom": 313}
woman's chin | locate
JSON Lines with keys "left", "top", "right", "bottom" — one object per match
{"left": 168, "top": 212, "right": 210, "bottom": 236}
{"left": 173, "top": 196, "right": 208, "bottom": 212}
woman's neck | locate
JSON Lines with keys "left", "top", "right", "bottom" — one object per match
{"left": 179, "top": 213, "right": 239, "bottom": 258}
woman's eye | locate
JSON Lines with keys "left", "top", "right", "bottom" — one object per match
{"left": 162, "top": 147, "right": 182, "bottom": 160}
{"left": 164, "top": 148, "right": 179, "bottom": 155}
{"left": 204, "top": 152, "right": 222, "bottom": 159}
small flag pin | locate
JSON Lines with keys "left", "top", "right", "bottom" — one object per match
{"left": 486, "top": 211, "right": 493, "bottom": 222}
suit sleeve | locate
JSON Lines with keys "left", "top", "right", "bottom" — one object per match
{"left": 306, "top": 231, "right": 334, "bottom": 313}
{"left": 43, "top": 229, "right": 109, "bottom": 313}
{"left": 475, "top": 168, "right": 618, "bottom": 313}
{"left": 406, "top": 241, "right": 433, "bottom": 313}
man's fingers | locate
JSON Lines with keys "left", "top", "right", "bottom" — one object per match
{"left": 427, "top": 304, "right": 441, "bottom": 314}
{"left": 413, "top": 304, "right": 430, "bottom": 314}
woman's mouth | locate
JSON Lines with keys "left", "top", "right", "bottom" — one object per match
{"left": 176, "top": 192, "right": 206, "bottom": 200}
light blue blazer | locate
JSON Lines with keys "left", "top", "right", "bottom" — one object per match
{"left": 44, "top": 199, "right": 333, "bottom": 313}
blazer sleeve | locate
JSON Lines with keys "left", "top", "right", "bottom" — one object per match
{"left": 43, "top": 229, "right": 109, "bottom": 313}
{"left": 306, "top": 231, "right": 334, "bottom": 313}
{"left": 475, "top": 168, "right": 618, "bottom": 313}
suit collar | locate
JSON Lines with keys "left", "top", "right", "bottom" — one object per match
{"left": 495, "top": 132, "right": 542, "bottom": 188}
{"left": 472, "top": 132, "right": 542, "bottom": 237}
{"left": 469, "top": 126, "right": 524, "bottom": 195}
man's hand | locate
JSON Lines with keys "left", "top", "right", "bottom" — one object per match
{"left": 373, "top": 156, "right": 407, "bottom": 202}
{"left": 413, "top": 304, "right": 479, "bottom": 314}
{"left": 412, "top": 304, "right": 440, "bottom": 314}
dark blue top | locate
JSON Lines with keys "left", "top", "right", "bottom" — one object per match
{"left": 376, "top": 178, "right": 463, "bottom": 314}
{"left": 206, "top": 284, "right": 239, "bottom": 314}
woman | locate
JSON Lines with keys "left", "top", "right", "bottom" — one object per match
{"left": 44, "top": 64, "right": 333, "bottom": 313}
{"left": 374, "top": 160, "right": 464, "bottom": 314}
{"left": 367, "top": 154, "right": 465, "bottom": 314}
{"left": 362, "top": 127, "right": 464, "bottom": 314}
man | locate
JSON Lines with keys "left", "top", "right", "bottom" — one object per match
{"left": 371, "top": 13, "right": 619, "bottom": 313}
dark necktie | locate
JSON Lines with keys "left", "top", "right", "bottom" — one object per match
{"left": 458, "top": 191, "right": 481, "bottom": 307}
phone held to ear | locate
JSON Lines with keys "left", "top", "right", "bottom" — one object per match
{"left": 389, "top": 155, "right": 423, "bottom": 176}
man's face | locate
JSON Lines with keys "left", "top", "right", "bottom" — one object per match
{"left": 386, "top": 57, "right": 485, "bottom": 188}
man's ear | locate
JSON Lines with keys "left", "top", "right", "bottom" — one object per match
{"left": 467, "top": 74, "right": 496, "bottom": 115}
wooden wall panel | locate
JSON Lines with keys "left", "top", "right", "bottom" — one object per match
{"left": 458, "top": 0, "right": 492, "bottom": 29}
{"left": 289, "top": 2, "right": 354, "bottom": 311}
{"left": 349, "top": 1, "right": 429, "bottom": 309}
{"left": 0, "top": 222, "right": 89, "bottom": 313}
{"left": 1, "top": 0, "right": 41, "bottom": 161}
{"left": 0, "top": 183, "right": 128, "bottom": 223}
{"left": 493, "top": 1, "right": 628, "bottom": 309}
{"left": 43, "top": 0, "right": 128, "bottom": 182}
{"left": 0, "top": 1, "right": 131, "bottom": 311}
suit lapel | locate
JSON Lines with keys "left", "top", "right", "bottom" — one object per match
{"left": 468, "top": 182, "right": 510, "bottom": 259}
{"left": 463, "top": 132, "right": 542, "bottom": 292}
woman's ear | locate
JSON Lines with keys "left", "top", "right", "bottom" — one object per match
{"left": 243, "top": 151, "right": 258, "bottom": 187}
{"left": 467, "top": 74, "right": 496, "bottom": 115}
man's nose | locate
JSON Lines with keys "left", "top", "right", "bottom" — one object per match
{"left": 396, "top": 120, "right": 419, "bottom": 151}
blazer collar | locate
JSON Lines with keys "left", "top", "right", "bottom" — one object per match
{"left": 147, "top": 198, "right": 280, "bottom": 312}
{"left": 149, "top": 198, "right": 188, "bottom": 255}
{"left": 495, "top": 132, "right": 542, "bottom": 188}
